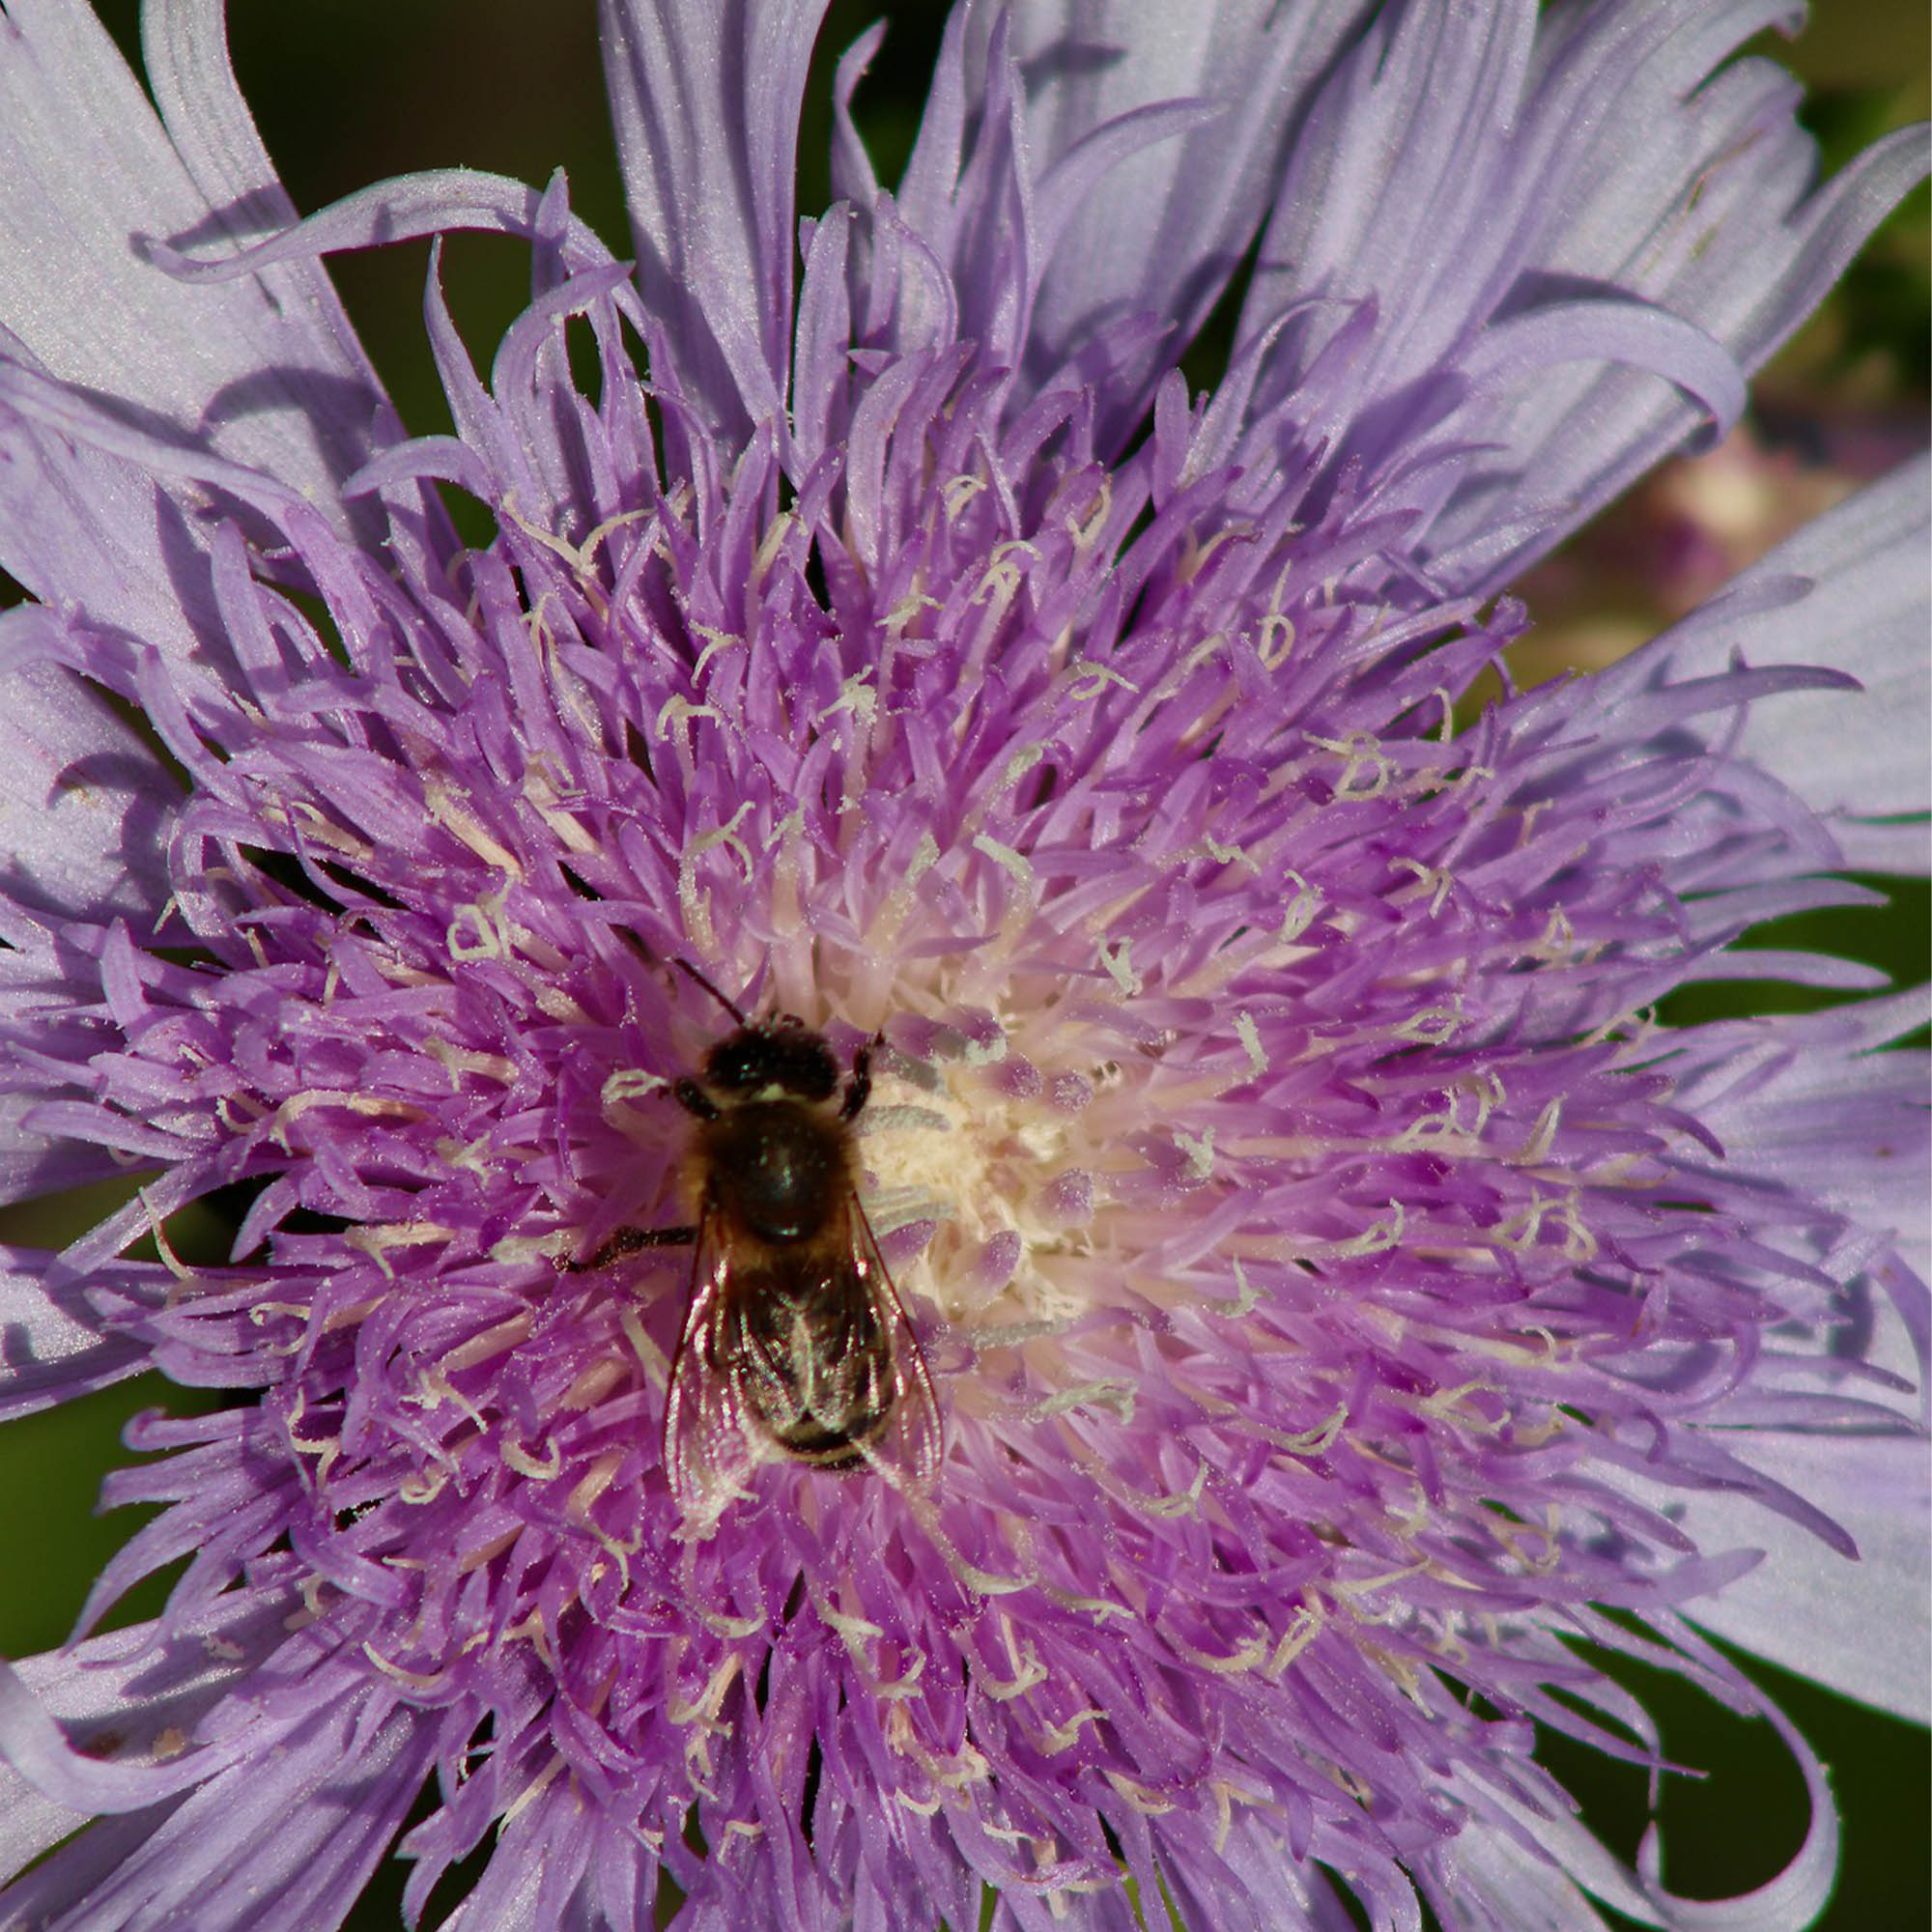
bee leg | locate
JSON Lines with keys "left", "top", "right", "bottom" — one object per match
{"left": 840, "top": 1033, "right": 882, "bottom": 1121}
{"left": 563, "top": 1223, "right": 697, "bottom": 1272}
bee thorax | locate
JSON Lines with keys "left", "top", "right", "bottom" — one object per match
{"left": 701, "top": 1100, "right": 848, "bottom": 1243}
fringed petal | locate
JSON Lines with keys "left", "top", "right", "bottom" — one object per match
{"left": 973, "top": 0, "right": 1376, "bottom": 456}
{"left": 1222, "top": 0, "right": 1926, "bottom": 588}
{"left": 0, "top": 0, "right": 392, "bottom": 537}
{"left": 597, "top": 0, "right": 835, "bottom": 442}
{"left": 0, "top": 7, "right": 1920, "bottom": 1931}
{"left": 1424, "top": 1816, "right": 1614, "bottom": 1932}
{"left": 1657, "top": 455, "right": 1931, "bottom": 867}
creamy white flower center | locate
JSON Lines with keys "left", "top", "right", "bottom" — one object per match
{"left": 858, "top": 1026, "right": 1109, "bottom": 1330}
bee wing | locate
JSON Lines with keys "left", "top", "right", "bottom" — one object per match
{"left": 661, "top": 1206, "right": 763, "bottom": 1520}
{"left": 845, "top": 1198, "right": 945, "bottom": 1493}
{"left": 662, "top": 1198, "right": 946, "bottom": 1521}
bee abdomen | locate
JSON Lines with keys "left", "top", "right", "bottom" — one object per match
{"left": 768, "top": 1418, "right": 878, "bottom": 1466}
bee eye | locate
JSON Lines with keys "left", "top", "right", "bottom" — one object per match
{"left": 699, "top": 1021, "right": 841, "bottom": 1101}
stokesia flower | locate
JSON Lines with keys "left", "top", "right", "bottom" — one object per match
{"left": 0, "top": 2, "right": 1924, "bottom": 1928}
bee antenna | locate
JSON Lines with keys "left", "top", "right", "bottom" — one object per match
{"left": 673, "top": 958, "right": 751, "bottom": 1026}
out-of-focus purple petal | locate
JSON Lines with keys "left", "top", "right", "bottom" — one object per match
{"left": 597, "top": 0, "right": 834, "bottom": 441}
{"left": 0, "top": 0, "right": 392, "bottom": 526}
{"left": 1657, "top": 456, "right": 1931, "bottom": 869}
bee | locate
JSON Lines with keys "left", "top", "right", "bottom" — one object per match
{"left": 574, "top": 966, "right": 943, "bottom": 1520}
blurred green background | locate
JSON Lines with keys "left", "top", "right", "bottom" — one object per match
{"left": 0, "top": 3, "right": 1924, "bottom": 1929}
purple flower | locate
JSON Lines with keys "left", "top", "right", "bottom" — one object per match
{"left": 0, "top": 3, "right": 1925, "bottom": 1928}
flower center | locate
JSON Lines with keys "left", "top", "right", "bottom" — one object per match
{"left": 860, "top": 1025, "right": 1103, "bottom": 1329}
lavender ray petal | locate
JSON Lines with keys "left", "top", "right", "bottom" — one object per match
{"left": 0, "top": 1776, "right": 92, "bottom": 1892}
{"left": 827, "top": 19, "right": 885, "bottom": 209}
{"left": 0, "top": 1095, "right": 131, "bottom": 1209}
{"left": 0, "top": 1808, "right": 185, "bottom": 1928}
{"left": 1467, "top": 1669, "right": 1839, "bottom": 1932}
{"left": 1429, "top": 43, "right": 1928, "bottom": 588}
{"left": 2, "top": 1686, "right": 438, "bottom": 1932}
{"left": 435, "top": 1790, "right": 598, "bottom": 1932}
{"left": 1424, "top": 1817, "right": 1614, "bottom": 1932}
{"left": 980, "top": 0, "right": 1376, "bottom": 457}
{"left": 790, "top": 203, "right": 854, "bottom": 472}
{"left": 0, "top": 1248, "right": 169, "bottom": 1420}
{"left": 1669, "top": 989, "right": 1932, "bottom": 1278}
{"left": 0, "top": 1587, "right": 298, "bottom": 1829}
{"left": 0, "top": 1586, "right": 294, "bottom": 1795}
{"left": 596, "top": 0, "right": 834, "bottom": 444}
{"left": 889, "top": 7, "right": 1037, "bottom": 374}
{"left": 1231, "top": 0, "right": 1927, "bottom": 591}
{"left": 0, "top": 0, "right": 391, "bottom": 530}
{"left": 0, "top": 1668, "right": 225, "bottom": 1816}
{"left": 0, "top": 626, "right": 177, "bottom": 927}
{"left": 1679, "top": 1432, "right": 1930, "bottom": 1723}
{"left": 0, "top": 351, "right": 237, "bottom": 673}
{"left": 1235, "top": 0, "right": 1544, "bottom": 456}
{"left": 1460, "top": 296, "right": 1746, "bottom": 442}
{"left": 1658, "top": 456, "right": 1931, "bottom": 865}
{"left": 143, "top": 164, "right": 631, "bottom": 289}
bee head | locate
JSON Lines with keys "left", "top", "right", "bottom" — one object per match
{"left": 702, "top": 1018, "right": 841, "bottom": 1103}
